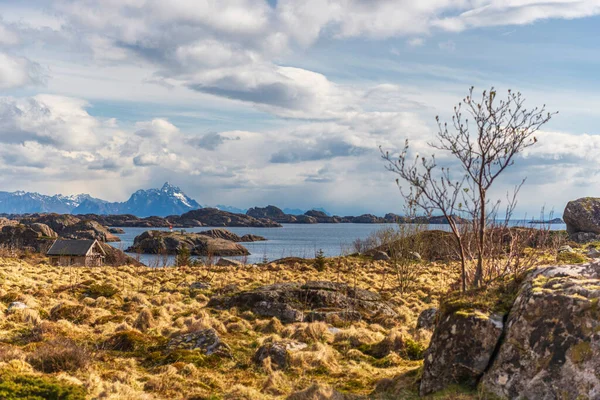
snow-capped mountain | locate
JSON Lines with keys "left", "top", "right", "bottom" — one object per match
{"left": 0, "top": 191, "right": 104, "bottom": 214}
{"left": 117, "top": 182, "right": 201, "bottom": 217}
{"left": 74, "top": 182, "right": 201, "bottom": 217}
{"left": 0, "top": 183, "right": 201, "bottom": 217}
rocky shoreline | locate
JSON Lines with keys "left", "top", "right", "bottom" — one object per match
{"left": 0, "top": 206, "right": 467, "bottom": 228}
{"left": 125, "top": 229, "right": 255, "bottom": 256}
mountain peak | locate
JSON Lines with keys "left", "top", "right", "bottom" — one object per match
{"left": 161, "top": 181, "right": 175, "bottom": 191}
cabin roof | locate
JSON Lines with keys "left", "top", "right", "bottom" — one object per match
{"left": 46, "top": 239, "right": 104, "bottom": 256}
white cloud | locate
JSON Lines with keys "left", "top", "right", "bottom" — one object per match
{"left": 0, "top": 52, "right": 44, "bottom": 89}
{"left": 0, "top": 22, "right": 19, "bottom": 46}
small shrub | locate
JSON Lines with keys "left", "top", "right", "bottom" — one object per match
{"left": 103, "top": 330, "right": 155, "bottom": 353}
{"left": 402, "top": 337, "right": 426, "bottom": 360}
{"left": 27, "top": 339, "right": 89, "bottom": 373}
{"left": 86, "top": 283, "right": 119, "bottom": 299}
{"left": 50, "top": 302, "right": 89, "bottom": 324}
{"left": 0, "top": 373, "right": 86, "bottom": 400}
{"left": 314, "top": 249, "right": 326, "bottom": 272}
{"left": 176, "top": 246, "right": 192, "bottom": 267}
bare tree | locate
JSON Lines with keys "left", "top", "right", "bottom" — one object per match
{"left": 383, "top": 87, "right": 555, "bottom": 290}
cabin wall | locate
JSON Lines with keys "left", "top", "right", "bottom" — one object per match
{"left": 49, "top": 255, "right": 104, "bottom": 267}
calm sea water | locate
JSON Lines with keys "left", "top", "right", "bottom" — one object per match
{"left": 108, "top": 222, "right": 567, "bottom": 266}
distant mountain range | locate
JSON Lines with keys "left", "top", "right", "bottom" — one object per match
{"left": 0, "top": 183, "right": 331, "bottom": 218}
{"left": 0, "top": 182, "right": 201, "bottom": 217}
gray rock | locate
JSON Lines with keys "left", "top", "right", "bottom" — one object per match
{"left": 216, "top": 257, "right": 242, "bottom": 267}
{"left": 207, "top": 281, "right": 397, "bottom": 324}
{"left": 167, "top": 328, "right": 231, "bottom": 357}
{"left": 409, "top": 251, "right": 422, "bottom": 261}
{"left": 558, "top": 245, "right": 575, "bottom": 253}
{"left": 372, "top": 250, "right": 391, "bottom": 261}
{"left": 416, "top": 307, "right": 438, "bottom": 330}
{"left": 481, "top": 263, "right": 600, "bottom": 399}
{"left": 7, "top": 302, "right": 28, "bottom": 312}
{"left": 571, "top": 232, "right": 600, "bottom": 243}
{"left": 305, "top": 310, "right": 362, "bottom": 323}
{"left": 28, "top": 223, "right": 58, "bottom": 238}
{"left": 420, "top": 311, "right": 504, "bottom": 396}
{"left": 564, "top": 198, "right": 600, "bottom": 241}
{"left": 189, "top": 281, "right": 211, "bottom": 290}
{"left": 587, "top": 248, "right": 600, "bottom": 258}
{"left": 253, "top": 340, "right": 307, "bottom": 370}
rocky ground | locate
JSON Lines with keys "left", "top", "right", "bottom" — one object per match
{"left": 0, "top": 233, "right": 598, "bottom": 399}
{"left": 0, "top": 254, "right": 457, "bottom": 400}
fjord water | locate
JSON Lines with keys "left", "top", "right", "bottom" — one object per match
{"left": 108, "top": 222, "right": 567, "bottom": 266}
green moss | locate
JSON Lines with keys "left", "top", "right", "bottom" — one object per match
{"left": 0, "top": 373, "right": 86, "bottom": 400}
{"left": 440, "top": 277, "right": 520, "bottom": 317}
{"left": 403, "top": 338, "right": 426, "bottom": 361}
{"left": 557, "top": 252, "right": 587, "bottom": 265}
{"left": 85, "top": 283, "right": 119, "bottom": 299}
{"left": 569, "top": 341, "right": 593, "bottom": 364}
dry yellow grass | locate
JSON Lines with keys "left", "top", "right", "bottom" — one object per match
{"left": 0, "top": 255, "right": 464, "bottom": 399}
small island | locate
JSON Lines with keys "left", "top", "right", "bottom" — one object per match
{"left": 527, "top": 218, "right": 564, "bottom": 224}
{"left": 126, "top": 229, "right": 266, "bottom": 256}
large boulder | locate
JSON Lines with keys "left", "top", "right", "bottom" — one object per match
{"left": 420, "top": 263, "right": 600, "bottom": 399}
{"left": 61, "top": 220, "right": 120, "bottom": 242}
{"left": 481, "top": 263, "right": 600, "bottom": 399}
{"left": 253, "top": 340, "right": 307, "bottom": 370}
{"left": 564, "top": 198, "right": 600, "bottom": 241}
{"left": 28, "top": 223, "right": 58, "bottom": 238}
{"left": 416, "top": 307, "right": 438, "bottom": 330}
{"left": 207, "top": 281, "right": 397, "bottom": 324}
{"left": 126, "top": 230, "right": 249, "bottom": 256}
{"left": 0, "top": 224, "right": 56, "bottom": 252}
{"left": 24, "top": 214, "right": 119, "bottom": 242}
{"left": 420, "top": 311, "right": 503, "bottom": 396}
{"left": 27, "top": 214, "right": 80, "bottom": 234}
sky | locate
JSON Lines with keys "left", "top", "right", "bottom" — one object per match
{"left": 1, "top": 0, "right": 600, "bottom": 217}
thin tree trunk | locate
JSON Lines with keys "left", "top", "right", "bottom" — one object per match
{"left": 474, "top": 189, "right": 486, "bottom": 287}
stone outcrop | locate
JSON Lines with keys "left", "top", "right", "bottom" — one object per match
{"left": 28, "top": 223, "right": 58, "bottom": 238}
{"left": 420, "top": 311, "right": 504, "bottom": 396}
{"left": 0, "top": 224, "right": 57, "bottom": 252}
{"left": 207, "top": 281, "right": 397, "bottom": 324}
{"left": 253, "top": 339, "right": 307, "bottom": 370}
{"left": 215, "top": 257, "right": 242, "bottom": 267}
{"left": 126, "top": 230, "right": 250, "bottom": 256}
{"left": 197, "top": 229, "right": 266, "bottom": 243}
{"left": 76, "top": 214, "right": 172, "bottom": 228}
{"left": 171, "top": 208, "right": 281, "bottom": 227}
{"left": 416, "top": 307, "right": 438, "bottom": 330}
{"left": 247, "top": 205, "right": 299, "bottom": 223}
{"left": 23, "top": 214, "right": 120, "bottom": 242}
{"left": 60, "top": 220, "right": 120, "bottom": 242}
{"left": 481, "top": 263, "right": 600, "bottom": 399}
{"left": 422, "top": 262, "right": 600, "bottom": 399}
{"left": 167, "top": 328, "right": 231, "bottom": 357}
{"left": 564, "top": 197, "right": 600, "bottom": 242}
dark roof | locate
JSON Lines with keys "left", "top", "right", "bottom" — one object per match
{"left": 46, "top": 239, "right": 102, "bottom": 256}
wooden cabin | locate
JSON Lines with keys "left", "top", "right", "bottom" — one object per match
{"left": 47, "top": 239, "right": 105, "bottom": 266}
